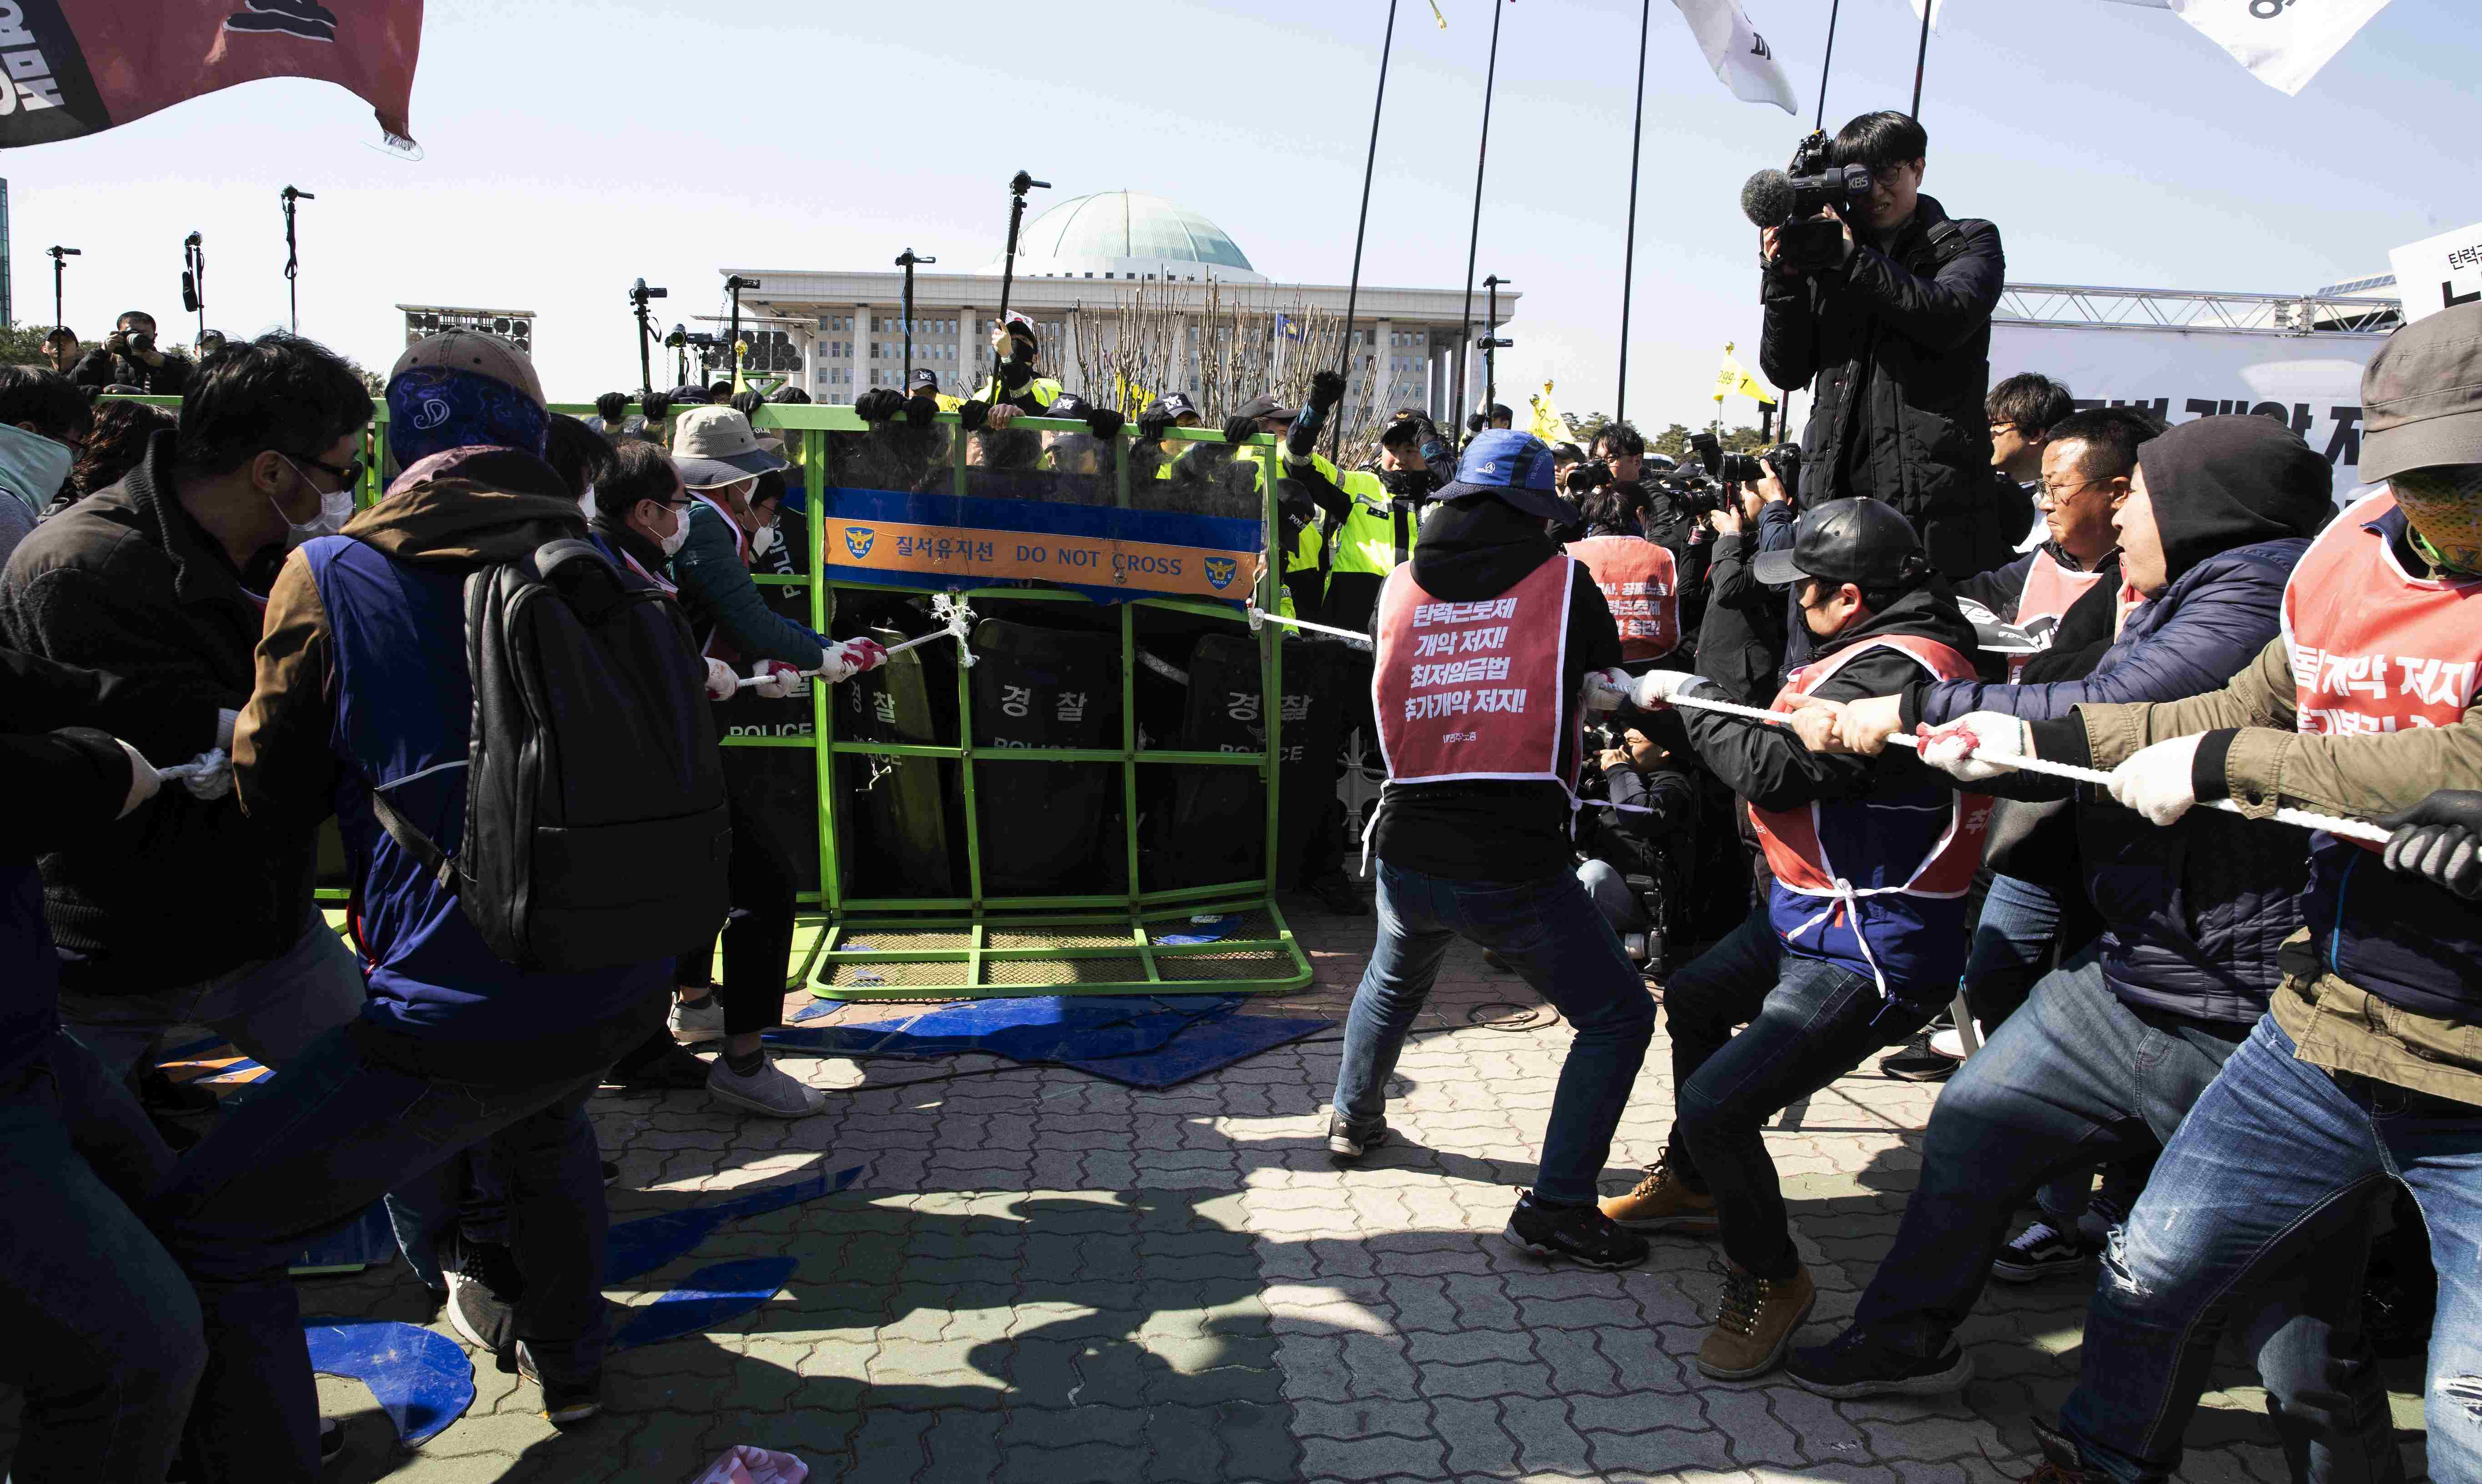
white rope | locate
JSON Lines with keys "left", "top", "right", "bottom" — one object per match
{"left": 1244, "top": 603, "right": 1373, "bottom": 651}
{"left": 1583, "top": 678, "right": 2395, "bottom": 847}
{"left": 734, "top": 595, "right": 978, "bottom": 689}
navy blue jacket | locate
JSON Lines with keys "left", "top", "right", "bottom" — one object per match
{"left": 1915, "top": 538, "right": 2311, "bottom": 1023}
{"left": 0, "top": 653, "right": 166, "bottom": 1081}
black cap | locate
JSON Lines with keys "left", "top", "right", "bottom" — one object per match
{"left": 1146, "top": 391, "right": 1201, "bottom": 421}
{"left": 1753, "top": 497, "right": 1925, "bottom": 589}
{"left": 1233, "top": 392, "right": 1298, "bottom": 423}
{"left": 908, "top": 367, "right": 939, "bottom": 390}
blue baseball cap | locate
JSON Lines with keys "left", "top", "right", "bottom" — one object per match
{"left": 1440, "top": 428, "right": 1580, "bottom": 525}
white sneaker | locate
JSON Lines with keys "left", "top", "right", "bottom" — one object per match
{"left": 706, "top": 1052, "right": 827, "bottom": 1118}
{"left": 668, "top": 994, "right": 725, "bottom": 1045}
{"left": 1927, "top": 1020, "right": 1984, "bottom": 1060}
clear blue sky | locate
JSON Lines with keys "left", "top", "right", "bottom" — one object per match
{"left": 4, "top": 0, "right": 2472, "bottom": 425}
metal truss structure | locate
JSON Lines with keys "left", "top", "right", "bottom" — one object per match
{"left": 1994, "top": 282, "right": 2401, "bottom": 337}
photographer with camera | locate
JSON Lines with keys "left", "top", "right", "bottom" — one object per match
{"left": 1576, "top": 711, "right": 1701, "bottom": 971}
{"left": 1695, "top": 455, "right": 1800, "bottom": 706}
{"left": 1752, "top": 111, "right": 2006, "bottom": 580}
{"left": 71, "top": 311, "right": 194, "bottom": 397}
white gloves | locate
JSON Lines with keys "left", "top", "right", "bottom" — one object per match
{"left": 114, "top": 739, "right": 161, "bottom": 818}
{"left": 216, "top": 707, "right": 239, "bottom": 751}
{"left": 2109, "top": 734, "right": 2205, "bottom": 827}
{"left": 1629, "top": 670, "right": 1700, "bottom": 710}
{"left": 816, "top": 637, "right": 888, "bottom": 685}
{"left": 1917, "top": 711, "right": 2030, "bottom": 783}
{"left": 172, "top": 749, "right": 234, "bottom": 800}
{"left": 752, "top": 661, "right": 805, "bottom": 701}
{"left": 1583, "top": 667, "right": 1633, "bottom": 712}
{"left": 703, "top": 658, "right": 738, "bottom": 701}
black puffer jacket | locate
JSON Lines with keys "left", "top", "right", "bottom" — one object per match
{"left": 1760, "top": 195, "right": 2007, "bottom": 579}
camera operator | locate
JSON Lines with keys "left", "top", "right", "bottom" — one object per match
{"left": 1757, "top": 111, "right": 2006, "bottom": 580}
{"left": 71, "top": 311, "right": 195, "bottom": 397}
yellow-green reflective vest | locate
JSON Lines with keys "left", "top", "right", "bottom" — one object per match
{"left": 1328, "top": 470, "right": 1418, "bottom": 578}
{"left": 970, "top": 374, "right": 1063, "bottom": 410}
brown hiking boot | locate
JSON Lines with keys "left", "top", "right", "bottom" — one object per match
{"left": 1696, "top": 1261, "right": 1816, "bottom": 1379}
{"left": 1599, "top": 1155, "right": 1720, "bottom": 1234}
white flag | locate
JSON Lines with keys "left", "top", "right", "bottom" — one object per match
{"left": 2100, "top": 0, "right": 2393, "bottom": 95}
{"left": 1672, "top": 0, "right": 1800, "bottom": 115}
{"left": 1905, "top": 0, "right": 1947, "bottom": 31}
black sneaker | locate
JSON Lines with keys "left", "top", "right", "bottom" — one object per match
{"left": 1787, "top": 1326, "right": 1973, "bottom": 1398}
{"left": 443, "top": 1239, "right": 525, "bottom": 1355}
{"left": 1879, "top": 1031, "right": 1960, "bottom": 1082}
{"left": 515, "top": 1342, "right": 602, "bottom": 1429}
{"left": 1327, "top": 1114, "right": 1390, "bottom": 1161}
{"left": 1503, "top": 1191, "right": 1650, "bottom": 1270}
{"left": 2024, "top": 1419, "right": 2101, "bottom": 1483}
{"left": 601, "top": 1159, "right": 621, "bottom": 1187}
{"left": 1991, "top": 1217, "right": 2098, "bottom": 1283}
{"left": 1305, "top": 870, "right": 1370, "bottom": 916}
{"left": 319, "top": 1416, "right": 346, "bottom": 1467}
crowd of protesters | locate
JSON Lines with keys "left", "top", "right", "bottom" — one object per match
{"left": 5, "top": 243, "right": 2480, "bottom": 1484}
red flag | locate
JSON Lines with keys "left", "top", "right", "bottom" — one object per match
{"left": 0, "top": 0, "right": 422, "bottom": 149}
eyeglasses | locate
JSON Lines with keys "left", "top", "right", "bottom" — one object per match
{"left": 2038, "top": 475, "right": 2113, "bottom": 500}
{"left": 295, "top": 453, "right": 365, "bottom": 490}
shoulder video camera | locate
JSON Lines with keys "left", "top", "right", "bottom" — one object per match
{"left": 1740, "top": 129, "right": 1872, "bottom": 275}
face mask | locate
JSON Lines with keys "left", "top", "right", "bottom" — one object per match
{"left": 655, "top": 506, "right": 689, "bottom": 558}
{"left": 0, "top": 423, "right": 75, "bottom": 513}
{"left": 275, "top": 456, "right": 354, "bottom": 539}
{"left": 749, "top": 523, "right": 777, "bottom": 558}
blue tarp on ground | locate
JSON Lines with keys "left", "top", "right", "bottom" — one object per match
{"left": 768, "top": 994, "right": 1330, "bottom": 1089}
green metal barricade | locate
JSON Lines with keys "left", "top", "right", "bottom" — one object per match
{"left": 747, "top": 401, "right": 1311, "bottom": 1001}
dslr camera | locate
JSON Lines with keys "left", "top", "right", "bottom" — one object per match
{"left": 1689, "top": 431, "right": 1763, "bottom": 486}
{"left": 1761, "top": 443, "right": 1803, "bottom": 503}
{"left": 1740, "top": 129, "right": 1873, "bottom": 276}
{"left": 1563, "top": 460, "right": 1611, "bottom": 497}
{"left": 1658, "top": 470, "right": 1728, "bottom": 518}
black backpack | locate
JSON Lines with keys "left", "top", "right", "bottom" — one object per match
{"left": 371, "top": 538, "right": 731, "bottom": 973}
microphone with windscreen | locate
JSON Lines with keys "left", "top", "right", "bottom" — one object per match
{"left": 1741, "top": 148, "right": 1872, "bottom": 274}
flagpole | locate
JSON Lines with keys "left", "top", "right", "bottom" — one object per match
{"left": 1909, "top": 0, "right": 1933, "bottom": 118}
{"left": 1334, "top": 0, "right": 1402, "bottom": 464}
{"left": 1815, "top": 0, "right": 1841, "bottom": 131}
{"left": 1453, "top": 0, "right": 1508, "bottom": 437}
{"left": 1615, "top": 0, "right": 1651, "bottom": 423}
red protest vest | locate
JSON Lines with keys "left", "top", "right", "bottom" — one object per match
{"left": 2281, "top": 489, "right": 2482, "bottom": 850}
{"left": 1373, "top": 555, "right": 1575, "bottom": 786}
{"left": 1566, "top": 536, "right": 1680, "bottom": 662}
{"left": 2008, "top": 548, "right": 2109, "bottom": 681}
{"left": 1750, "top": 633, "right": 1992, "bottom": 900}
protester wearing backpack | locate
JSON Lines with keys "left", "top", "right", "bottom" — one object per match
{"left": 151, "top": 333, "right": 725, "bottom": 1476}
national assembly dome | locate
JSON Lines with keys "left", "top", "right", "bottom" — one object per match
{"left": 982, "top": 190, "right": 1270, "bottom": 286}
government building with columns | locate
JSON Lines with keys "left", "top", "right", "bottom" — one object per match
{"left": 719, "top": 190, "right": 1513, "bottom": 422}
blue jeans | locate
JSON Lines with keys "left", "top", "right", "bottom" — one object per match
{"left": 1851, "top": 956, "right": 2395, "bottom": 1483}
{"left": 1663, "top": 905, "right": 1923, "bottom": 1278}
{"left": 386, "top": 1146, "right": 510, "bottom": 1291}
{"left": 150, "top": 1023, "right": 615, "bottom": 1484}
{"left": 1332, "top": 861, "right": 1655, "bottom": 1205}
{"left": 0, "top": 1032, "right": 205, "bottom": 1484}
{"left": 2063, "top": 1015, "right": 2472, "bottom": 1484}
{"left": 1963, "top": 871, "right": 2061, "bottom": 1026}
{"left": 60, "top": 911, "right": 367, "bottom": 1082}
{"left": 1577, "top": 859, "right": 1650, "bottom": 936}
